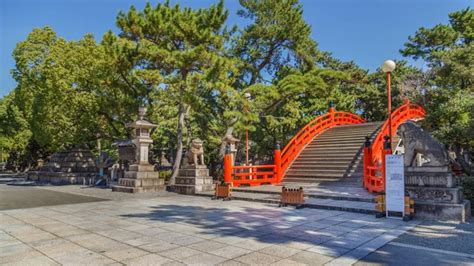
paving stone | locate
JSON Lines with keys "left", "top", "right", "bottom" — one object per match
{"left": 0, "top": 243, "right": 33, "bottom": 257}
{"left": 53, "top": 249, "right": 115, "bottom": 265}
{"left": 102, "top": 246, "right": 150, "bottom": 262}
{"left": 38, "top": 242, "right": 85, "bottom": 258}
{"left": 14, "top": 232, "right": 57, "bottom": 243}
{"left": 140, "top": 240, "right": 180, "bottom": 253}
{"left": 234, "top": 252, "right": 280, "bottom": 265}
{"left": 181, "top": 252, "right": 227, "bottom": 265}
{"left": 231, "top": 239, "right": 273, "bottom": 251}
{"left": 2, "top": 255, "right": 59, "bottom": 266}
{"left": 271, "top": 258, "right": 307, "bottom": 266}
{"left": 123, "top": 253, "right": 173, "bottom": 266}
{"left": 0, "top": 238, "right": 22, "bottom": 248}
{"left": 209, "top": 245, "right": 252, "bottom": 259}
{"left": 307, "top": 244, "right": 350, "bottom": 257}
{"left": 187, "top": 240, "right": 225, "bottom": 252}
{"left": 0, "top": 249, "right": 44, "bottom": 264}
{"left": 289, "top": 250, "right": 333, "bottom": 265}
{"left": 259, "top": 245, "right": 301, "bottom": 258}
{"left": 168, "top": 235, "right": 204, "bottom": 246}
{"left": 217, "top": 260, "right": 247, "bottom": 266}
{"left": 159, "top": 246, "right": 203, "bottom": 261}
{"left": 123, "top": 236, "right": 157, "bottom": 246}
{"left": 213, "top": 235, "right": 250, "bottom": 245}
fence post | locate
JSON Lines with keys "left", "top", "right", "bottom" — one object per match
{"left": 329, "top": 101, "right": 335, "bottom": 124}
{"left": 381, "top": 135, "right": 391, "bottom": 193}
{"left": 224, "top": 145, "right": 232, "bottom": 185}
{"left": 274, "top": 142, "right": 282, "bottom": 184}
{"left": 363, "top": 136, "right": 372, "bottom": 189}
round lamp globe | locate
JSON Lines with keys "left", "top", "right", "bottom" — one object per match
{"left": 381, "top": 60, "right": 396, "bottom": 73}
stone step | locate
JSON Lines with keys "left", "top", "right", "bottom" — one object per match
{"left": 112, "top": 185, "right": 165, "bottom": 193}
{"left": 231, "top": 186, "right": 374, "bottom": 202}
{"left": 314, "top": 135, "right": 372, "bottom": 141}
{"left": 286, "top": 164, "right": 352, "bottom": 170}
{"left": 310, "top": 140, "right": 367, "bottom": 145}
{"left": 308, "top": 142, "right": 364, "bottom": 147}
{"left": 302, "top": 146, "right": 362, "bottom": 152}
{"left": 291, "top": 161, "right": 357, "bottom": 166}
{"left": 195, "top": 191, "right": 376, "bottom": 214}
{"left": 295, "top": 154, "right": 358, "bottom": 159}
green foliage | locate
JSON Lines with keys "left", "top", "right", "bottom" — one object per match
{"left": 401, "top": 8, "right": 474, "bottom": 149}
{"left": 1, "top": 2, "right": 471, "bottom": 174}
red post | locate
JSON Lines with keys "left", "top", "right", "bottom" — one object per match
{"left": 224, "top": 153, "right": 232, "bottom": 184}
{"left": 381, "top": 136, "right": 391, "bottom": 193}
{"left": 387, "top": 72, "right": 392, "bottom": 148}
{"left": 329, "top": 106, "right": 335, "bottom": 124}
{"left": 363, "top": 136, "right": 372, "bottom": 189}
{"left": 274, "top": 148, "right": 282, "bottom": 183}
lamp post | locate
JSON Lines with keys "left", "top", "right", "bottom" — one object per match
{"left": 381, "top": 60, "right": 396, "bottom": 147}
{"left": 244, "top": 92, "right": 252, "bottom": 165}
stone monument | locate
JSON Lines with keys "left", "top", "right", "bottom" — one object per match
{"left": 174, "top": 138, "right": 214, "bottom": 194}
{"left": 223, "top": 133, "right": 239, "bottom": 165}
{"left": 27, "top": 148, "right": 98, "bottom": 185}
{"left": 399, "top": 121, "right": 471, "bottom": 221}
{"left": 112, "top": 107, "right": 164, "bottom": 193}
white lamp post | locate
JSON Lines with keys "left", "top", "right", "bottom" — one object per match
{"left": 381, "top": 60, "right": 396, "bottom": 147}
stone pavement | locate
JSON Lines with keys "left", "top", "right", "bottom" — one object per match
{"left": 0, "top": 188, "right": 421, "bottom": 265}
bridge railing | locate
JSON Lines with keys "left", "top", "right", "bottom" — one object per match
{"left": 223, "top": 107, "right": 365, "bottom": 187}
{"left": 364, "top": 100, "right": 425, "bottom": 193}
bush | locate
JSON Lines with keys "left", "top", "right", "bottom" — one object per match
{"left": 160, "top": 170, "right": 172, "bottom": 181}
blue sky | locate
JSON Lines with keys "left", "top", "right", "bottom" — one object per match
{"left": 0, "top": 0, "right": 471, "bottom": 96}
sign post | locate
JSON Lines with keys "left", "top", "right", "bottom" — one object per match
{"left": 385, "top": 154, "right": 405, "bottom": 219}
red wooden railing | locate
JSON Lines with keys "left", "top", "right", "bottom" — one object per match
{"left": 280, "top": 107, "right": 365, "bottom": 176}
{"left": 364, "top": 100, "right": 425, "bottom": 193}
{"left": 223, "top": 107, "right": 365, "bottom": 187}
{"left": 223, "top": 149, "right": 281, "bottom": 187}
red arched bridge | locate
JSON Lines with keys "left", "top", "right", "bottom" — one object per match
{"left": 223, "top": 100, "right": 425, "bottom": 193}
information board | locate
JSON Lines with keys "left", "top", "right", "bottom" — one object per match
{"left": 385, "top": 154, "right": 405, "bottom": 218}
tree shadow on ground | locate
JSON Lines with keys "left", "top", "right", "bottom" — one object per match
{"left": 120, "top": 201, "right": 372, "bottom": 250}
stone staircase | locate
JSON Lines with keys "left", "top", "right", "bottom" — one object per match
{"left": 284, "top": 122, "right": 382, "bottom": 184}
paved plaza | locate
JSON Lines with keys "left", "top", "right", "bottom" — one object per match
{"left": 1, "top": 184, "right": 473, "bottom": 265}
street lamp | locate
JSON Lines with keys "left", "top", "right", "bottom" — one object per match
{"left": 244, "top": 92, "right": 252, "bottom": 165}
{"left": 381, "top": 60, "right": 396, "bottom": 147}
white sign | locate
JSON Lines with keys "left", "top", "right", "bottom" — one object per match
{"left": 385, "top": 154, "right": 405, "bottom": 218}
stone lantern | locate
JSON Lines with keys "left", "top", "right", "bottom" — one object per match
{"left": 129, "top": 106, "right": 156, "bottom": 166}
{"left": 112, "top": 107, "right": 165, "bottom": 193}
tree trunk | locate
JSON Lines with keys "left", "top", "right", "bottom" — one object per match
{"left": 169, "top": 90, "right": 187, "bottom": 186}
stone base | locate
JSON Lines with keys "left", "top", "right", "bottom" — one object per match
{"left": 27, "top": 171, "right": 97, "bottom": 185}
{"left": 405, "top": 166, "right": 455, "bottom": 187}
{"left": 413, "top": 200, "right": 471, "bottom": 222}
{"left": 406, "top": 186, "right": 464, "bottom": 204}
{"left": 112, "top": 185, "right": 163, "bottom": 193}
{"left": 174, "top": 166, "right": 214, "bottom": 195}
{"left": 112, "top": 164, "right": 164, "bottom": 193}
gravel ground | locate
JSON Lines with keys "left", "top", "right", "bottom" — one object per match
{"left": 0, "top": 185, "right": 108, "bottom": 210}
{"left": 393, "top": 220, "right": 474, "bottom": 255}
{"left": 40, "top": 184, "right": 173, "bottom": 201}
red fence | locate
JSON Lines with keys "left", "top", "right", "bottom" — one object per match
{"left": 223, "top": 107, "right": 364, "bottom": 187}
{"left": 364, "top": 100, "right": 425, "bottom": 193}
